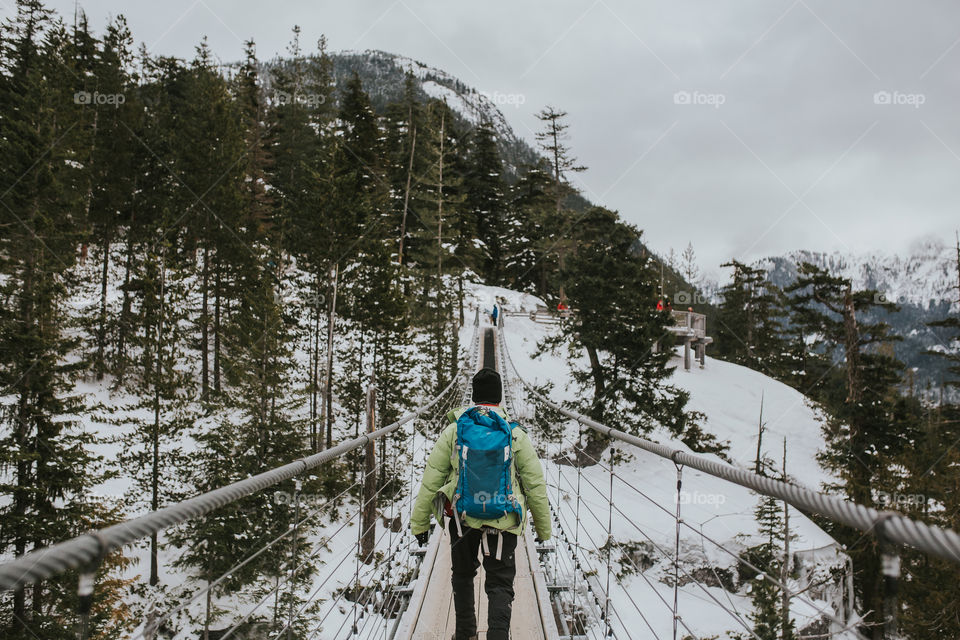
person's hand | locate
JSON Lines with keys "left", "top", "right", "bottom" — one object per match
{"left": 535, "top": 534, "right": 548, "bottom": 544}
{"left": 415, "top": 531, "right": 430, "bottom": 547}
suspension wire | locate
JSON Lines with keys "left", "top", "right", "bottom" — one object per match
{"left": 275, "top": 483, "right": 422, "bottom": 640}
{"left": 605, "top": 444, "right": 614, "bottom": 638}
{"left": 672, "top": 462, "right": 683, "bottom": 640}
{"left": 265, "top": 456, "right": 428, "bottom": 640}
{"left": 545, "top": 434, "right": 756, "bottom": 640}
{"left": 218, "top": 446, "right": 431, "bottom": 640}
{"left": 561, "top": 436, "right": 861, "bottom": 638}
{"left": 550, "top": 448, "right": 638, "bottom": 640}
{"left": 547, "top": 502, "right": 606, "bottom": 640}
{"left": 329, "top": 474, "right": 443, "bottom": 640}
{"left": 549, "top": 483, "right": 651, "bottom": 640}
{"left": 130, "top": 461, "right": 383, "bottom": 640}
{"left": 543, "top": 428, "right": 682, "bottom": 638}
{"left": 299, "top": 365, "right": 470, "bottom": 640}
{"left": 549, "top": 475, "right": 718, "bottom": 640}
{"left": 547, "top": 476, "right": 599, "bottom": 639}
{"left": 572, "top": 420, "right": 584, "bottom": 634}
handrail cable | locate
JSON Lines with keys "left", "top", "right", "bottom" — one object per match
{"left": 0, "top": 350, "right": 471, "bottom": 594}
{"left": 132, "top": 470, "right": 369, "bottom": 640}
{"left": 544, "top": 424, "right": 865, "bottom": 640}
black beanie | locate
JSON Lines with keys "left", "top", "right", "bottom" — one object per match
{"left": 472, "top": 368, "right": 502, "bottom": 405}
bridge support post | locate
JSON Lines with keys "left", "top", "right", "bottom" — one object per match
{"left": 361, "top": 383, "right": 378, "bottom": 564}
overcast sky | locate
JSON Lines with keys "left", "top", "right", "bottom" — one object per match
{"left": 15, "top": 0, "right": 960, "bottom": 278}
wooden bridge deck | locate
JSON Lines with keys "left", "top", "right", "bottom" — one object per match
{"left": 405, "top": 523, "right": 551, "bottom": 640}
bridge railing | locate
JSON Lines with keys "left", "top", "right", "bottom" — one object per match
{"left": 0, "top": 326, "right": 477, "bottom": 640}
{"left": 498, "top": 328, "right": 960, "bottom": 639}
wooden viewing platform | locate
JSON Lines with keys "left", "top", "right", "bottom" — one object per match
{"left": 666, "top": 310, "right": 712, "bottom": 370}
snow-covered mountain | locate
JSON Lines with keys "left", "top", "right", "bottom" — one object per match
{"left": 763, "top": 237, "right": 958, "bottom": 314}
{"left": 765, "top": 238, "right": 959, "bottom": 396}
{"left": 698, "top": 238, "right": 959, "bottom": 397}
{"left": 326, "top": 49, "right": 541, "bottom": 177}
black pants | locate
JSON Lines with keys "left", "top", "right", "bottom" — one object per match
{"left": 448, "top": 518, "right": 518, "bottom": 640}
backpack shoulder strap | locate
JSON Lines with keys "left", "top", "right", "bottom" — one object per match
{"left": 509, "top": 421, "right": 528, "bottom": 434}
{"left": 447, "top": 406, "right": 471, "bottom": 425}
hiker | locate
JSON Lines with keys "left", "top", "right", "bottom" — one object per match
{"left": 410, "top": 367, "right": 552, "bottom": 640}
{"left": 491, "top": 303, "right": 499, "bottom": 325}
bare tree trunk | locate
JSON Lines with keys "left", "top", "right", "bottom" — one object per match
{"left": 150, "top": 251, "right": 167, "bottom": 588}
{"left": 842, "top": 286, "right": 862, "bottom": 404}
{"left": 117, "top": 223, "right": 135, "bottom": 382}
{"left": 96, "top": 227, "right": 111, "bottom": 380}
{"left": 324, "top": 265, "right": 339, "bottom": 449}
{"left": 214, "top": 258, "right": 222, "bottom": 394}
{"left": 311, "top": 276, "right": 321, "bottom": 451}
{"left": 200, "top": 242, "right": 210, "bottom": 401}
{"left": 398, "top": 121, "right": 416, "bottom": 265}
{"left": 781, "top": 439, "right": 791, "bottom": 640}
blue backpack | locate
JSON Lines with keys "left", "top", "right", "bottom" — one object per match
{"left": 453, "top": 407, "right": 523, "bottom": 522}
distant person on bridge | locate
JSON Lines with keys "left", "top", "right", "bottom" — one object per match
{"left": 490, "top": 303, "right": 499, "bottom": 325}
{"left": 411, "top": 367, "right": 552, "bottom": 640}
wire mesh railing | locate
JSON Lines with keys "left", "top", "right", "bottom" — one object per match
{"left": 496, "top": 325, "right": 957, "bottom": 639}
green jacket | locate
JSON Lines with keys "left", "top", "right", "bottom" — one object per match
{"left": 410, "top": 406, "right": 552, "bottom": 540}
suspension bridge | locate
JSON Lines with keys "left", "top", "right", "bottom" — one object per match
{"left": 2, "top": 317, "right": 960, "bottom": 640}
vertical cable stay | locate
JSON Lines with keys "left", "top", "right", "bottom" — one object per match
{"left": 672, "top": 461, "right": 683, "bottom": 640}
{"left": 605, "top": 444, "right": 614, "bottom": 638}
{"left": 550, "top": 433, "right": 861, "bottom": 636}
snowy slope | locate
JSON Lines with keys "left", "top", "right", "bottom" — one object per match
{"left": 470, "top": 284, "right": 855, "bottom": 639}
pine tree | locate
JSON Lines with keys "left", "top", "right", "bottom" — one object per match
{"left": 534, "top": 107, "right": 586, "bottom": 301}
{"left": 546, "top": 208, "right": 702, "bottom": 460}
{"left": 465, "top": 121, "right": 505, "bottom": 284}
{"left": 680, "top": 242, "right": 699, "bottom": 285}
{"left": 505, "top": 159, "right": 554, "bottom": 292}
{"left": 0, "top": 3, "right": 101, "bottom": 635}
{"left": 714, "top": 259, "right": 789, "bottom": 376}
{"left": 786, "top": 262, "right": 916, "bottom": 634}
